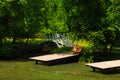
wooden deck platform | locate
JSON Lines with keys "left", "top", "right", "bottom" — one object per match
{"left": 86, "top": 60, "right": 120, "bottom": 72}
{"left": 30, "top": 52, "right": 79, "bottom": 64}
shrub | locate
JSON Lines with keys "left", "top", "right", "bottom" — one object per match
{"left": 74, "top": 39, "right": 95, "bottom": 62}
{"left": 50, "top": 47, "right": 72, "bottom": 53}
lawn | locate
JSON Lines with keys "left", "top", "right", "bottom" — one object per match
{"left": 0, "top": 59, "right": 120, "bottom": 80}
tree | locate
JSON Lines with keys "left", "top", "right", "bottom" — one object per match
{"left": 64, "top": 0, "right": 104, "bottom": 37}
{"left": 64, "top": 0, "right": 120, "bottom": 53}
{"left": 0, "top": 0, "right": 46, "bottom": 44}
{"left": 40, "top": 0, "right": 67, "bottom": 34}
{"left": 0, "top": 0, "right": 11, "bottom": 46}
{"left": 103, "top": 0, "right": 120, "bottom": 53}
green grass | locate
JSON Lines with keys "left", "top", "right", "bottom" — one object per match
{"left": 0, "top": 60, "right": 120, "bottom": 80}
{"left": 0, "top": 41, "right": 120, "bottom": 80}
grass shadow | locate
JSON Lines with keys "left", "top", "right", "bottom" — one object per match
{"left": 92, "top": 68, "right": 120, "bottom": 75}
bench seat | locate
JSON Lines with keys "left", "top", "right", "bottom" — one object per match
{"left": 86, "top": 60, "right": 120, "bottom": 72}
{"left": 30, "top": 52, "right": 79, "bottom": 64}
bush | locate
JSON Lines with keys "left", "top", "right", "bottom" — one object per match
{"left": 39, "top": 40, "right": 58, "bottom": 52}
{"left": 0, "top": 44, "right": 23, "bottom": 58}
{"left": 73, "top": 39, "right": 95, "bottom": 62}
{"left": 50, "top": 47, "right": 72, "bottom": 53}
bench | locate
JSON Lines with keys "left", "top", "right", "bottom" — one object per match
{"left": 30, "top": 52, "right": 80, "bottom": 64}
{"left": 30, "top": 45, "right": 83, "bottom": 65}
{"left": 86, "top": 60, "right": 120, "bottom": 72}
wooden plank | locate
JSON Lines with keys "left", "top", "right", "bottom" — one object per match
{"left": 30, "top": 52, "right": 78, "bottom": 62}
{"left": 86, "top": 60, "right": 120, "bottom": 70}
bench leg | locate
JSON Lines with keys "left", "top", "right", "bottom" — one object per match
{"left": 35, "top": 60, "right": 38, "bottom": 64}
{"left": 92, "top": 68, "right": 96, "bottom": 72}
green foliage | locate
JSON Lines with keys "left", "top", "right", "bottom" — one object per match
{"left": 0, "top": 0, "right": 120, "bottom": 59}
{"left": 41, "top": 0, "right": 67, "bottom": 34}
{"left": 79, "top": 46, "right": 95, "bottom": 63}
{"left": 50, "top": 46, "right": 72, "bottom": 53}
{"left": 106, "top": 0, "right": 120, "bottom": 39}
{"left": 74, "top": 39, "right": 94, "bottom": 62}
{"left": 0, "top": 0, "right": 41, "bottom": 44}
{"left": 64, "top": 0, "right": 120, "bottom": 54}
{"left": 64, "top": 0, "right": 104, "bottom": 33}
{"left": 79, "top": 53, "right": 94, "bottom": 63}
{"left": 75, "top": 39, "right": 93, "bottom": 47}
{"left": 0, "top": 0, "right": 68, "bottom": 45}
{"left": 0, "top": 43, "right": 24, "bottom": 58}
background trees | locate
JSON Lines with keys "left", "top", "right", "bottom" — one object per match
{"left": 0, "top": 0, "right": 46, "bottom": 44}
{"left": 0, "top": 0, "right": 67, "bottom": 45}
{"left": 0, "top": 0, "right": 120, "bottom": 54}
{"left": 64, "top": 0, "right": 120, "bottom": 53}
{"left": 40, "top": 0, "right": 67, "bottom": 34}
